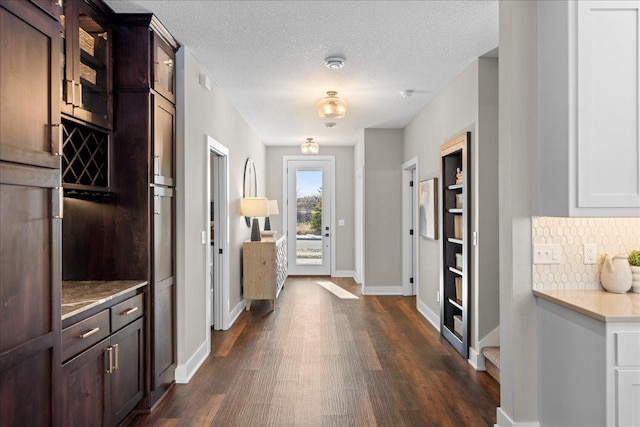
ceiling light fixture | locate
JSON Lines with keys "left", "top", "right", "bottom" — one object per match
{"left": 300, "top": 137, "right": 319, "bottom": 155}
{"left": 324, "top": 56, "right": 345, "bottom": 69}
{"left": 317, "top": 91, "right": 347, "bottom": 119}
{"left": 324, "top": 122, "right": 336, "bottom": 128}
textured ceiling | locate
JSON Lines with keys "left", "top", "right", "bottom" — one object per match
{"left": 105, "top": 1, "right": 499, "bottom": 146}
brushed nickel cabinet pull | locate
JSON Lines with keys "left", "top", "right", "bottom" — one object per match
{"left": 79, "top": 327, "right": 99, "bottom": 339}
{"left": 53, "top": 187, "right": 63, "bottom": 220}
{"left": 105, "top": 347, "right": 113, "bottom": 374}
{"left": 121, "top": 306, "right": 139, "bottom": 316}
{"left": 112, "top": 344, "right": 119, "bottom": 371}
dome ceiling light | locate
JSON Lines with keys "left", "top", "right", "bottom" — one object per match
{"left": 300, "top": 137, "right": 319, "bottom": 155}
{"left": 317, "top": 91, "right": 347, "bottom": 119}
{"left": 324, "top": 56, "right": 345, "bottom": 69}
{"left": 324, "top": 122, "right": 336, "bottom": 128}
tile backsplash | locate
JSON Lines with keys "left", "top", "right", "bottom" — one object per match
{"left": 532, "top": 217, "right": 640, "bottom": 290}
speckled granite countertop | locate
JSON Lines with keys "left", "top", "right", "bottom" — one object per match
{"left": 534, "top": 289, "right": 640, "bottom": 323}
{"left": 62, "top": 280, "right": 147, "bottom": 320}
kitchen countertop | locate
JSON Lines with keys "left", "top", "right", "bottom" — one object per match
{"left": 62, "top": 280, "right": 147, "bottom": 320}
{"left": 534, "top": 289, "right": 640, "bottom": 323}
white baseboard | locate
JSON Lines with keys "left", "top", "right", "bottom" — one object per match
{"left": 417, "top": 299, "right": 440, "bottom": 332}
{"left": 226, "top": 299, "right": 246, "bottom": 329}
{"left": 175, "top": 339, "right": 209, "bottom": 384}
{"left": 361, "top": 285, "right": 403, "bottom": 295}
{"left": 333, "top": 270, "right": 355, "bottom": 278}
{"left": 470, "top": 325, "right": 500, "bottom": 371}
{"left": 495, "top": 408, "right": 540, "bottom": 427}
{"left": 468, "top": 347, "right": 486, "bottom": 371}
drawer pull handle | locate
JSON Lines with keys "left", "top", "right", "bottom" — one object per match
{"left": 105, "top": 347, "right": 113, "bottom": 374}
{"left": 80, "top": 327, "right": 100, "bottom": 339}
{"left": 121, "top": 306, "right": 139, "bottom": 316}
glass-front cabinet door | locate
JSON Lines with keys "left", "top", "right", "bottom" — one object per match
{"left": 60, "top": 0, "right": 111, "bottom": 129}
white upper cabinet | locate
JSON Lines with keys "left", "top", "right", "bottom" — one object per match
{"left": 538, "top": 0, "right": 640, "bottom": 217}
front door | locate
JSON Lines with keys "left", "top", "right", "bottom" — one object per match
{"left": 286, "top": 159, "right": 332, "bottom": 275}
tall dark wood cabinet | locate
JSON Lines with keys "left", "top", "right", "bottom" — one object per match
{"left": 0, "top": 1, "right": 62, "bottom": 425}
{"left": 114, "top": 14, "right": 179, "bottom": 409}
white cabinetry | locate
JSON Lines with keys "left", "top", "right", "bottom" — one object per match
{"left": 538, "top": 0, "right": 640, "bottom": 217}
{"left": 538, "top": 298, "right": 640, "bottom": 426}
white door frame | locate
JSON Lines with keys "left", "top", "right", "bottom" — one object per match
{"left": 354, "top": 166, "right": 364, "bottom": 285}
{"left": 205, "top": 135, "right": 230, "bottom": 333}
{"left": 402, "top": 157, "right": 418, "bottom": 296}
{"left": 282, "top": 155, "right": 336, "bottom": 276}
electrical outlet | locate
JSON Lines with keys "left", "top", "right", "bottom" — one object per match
{"left": 533, "top": 244, "right": 562, "bottom": 264}
{"left": 584, "top": 243, "right": 597, "bottom": 264}
{"left": 436, "top": 291, "right": 440, "bottom": 303}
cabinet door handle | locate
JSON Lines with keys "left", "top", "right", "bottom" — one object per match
{"left": 105, "top": 347, "right": 113, "bottom": 374}
{"left": 50, "top": 124, "right": 62, "bottom": 156}
{"left": 75, "top": 82, "right": 82, "bottom": 107}
{"left": 121, "top": 306, "right": 139, "bottom": 316}
{"left": 65, "top": 80, "right": 74, "bottom": 105}
{"left": 53, "top": 187, "right": 63, "bottom": 220}
{"left": 79, "top": 327, "right": 99, "bottom": 339}
{"left": 112, "top": 344, "right": 119, "bottom": 371}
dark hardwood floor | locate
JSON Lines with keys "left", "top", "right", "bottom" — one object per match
{"left": 125, "top": 277, "right": 499, "bottom": 426}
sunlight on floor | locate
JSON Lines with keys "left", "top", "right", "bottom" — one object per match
{"left": 316, "top": 281, "right": 359, "bottom": 299}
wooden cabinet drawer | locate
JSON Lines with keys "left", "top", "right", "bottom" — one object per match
{"left": 62, "top": 309, "right": 110, "bottom": 362}
{"left": 111, "top": 293, "right": 144, "bottom": 333}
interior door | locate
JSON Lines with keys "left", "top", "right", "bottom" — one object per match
{"left": 286, "top": 159, "right": 331, "bottom": 275}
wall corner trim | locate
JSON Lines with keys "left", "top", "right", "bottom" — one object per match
{"left": 227, "top": 299, "right": 247, "bottom": 329}
{"left": 333, "top": 270, "right": 356, "bottom": 278}
{"left": 417, "top": 299, "right": 440, "bottom": 332}
{"left": 468, "top": 347, "right": 486, "bottom": 371}
{"left": 175, "top": 340, "right": 210, "bottom": 384}
{"left": 496, "top": 407, "right": 540, "bottom": 427}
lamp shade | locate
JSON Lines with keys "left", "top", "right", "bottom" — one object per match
{"left": 241, "top": 197, "right": 268, "bottom": 217}
{"left": 300, "top": 137, "right": 319, "bottom": 154}
{"left": 317, "top": 91, "right": 347, "bottom": 119}
{"left": 267, "top": 200, "right": 279, "bottom": 216}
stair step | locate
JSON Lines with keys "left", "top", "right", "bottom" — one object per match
{"left": 481, "top": 346, "right": 500, "bottom": 384}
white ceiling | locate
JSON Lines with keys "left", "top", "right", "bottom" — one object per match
{"left": 106, "top": 1, "right": 499, "bottom": 146}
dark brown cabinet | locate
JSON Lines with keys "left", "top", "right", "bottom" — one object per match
{"left": 60, "top": 0, "right": 113, "bottom": 129}
{"left": 114, "top": 14, "right": 178, "bottom": 409}
{"left": 153, "top": 95, "right": 175, "bottom": 186}
{"left": 0, "top": 1, "right": 62, "bottom": 426}
{"left": 62, "top": 318, "right": 144, "bottom": 427}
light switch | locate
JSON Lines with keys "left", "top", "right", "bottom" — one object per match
{"left": 201, "top": 230, "right": 207, "bottom": 245}
{"left": 338, "top": 219, "right": 345, "bottom": 226}
{"left": 533, "top": 243, "right": 561, "bottom": 264}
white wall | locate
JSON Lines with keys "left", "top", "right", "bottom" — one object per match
{"left": 363, "top": 129, "right": 403, "bottom": 291}
{"left": 496, "top": 0, "right": 539, "bottom": 425}
{"left": 403, "top": 60, "right": 479, "bottom": 320}
{"left": 403, "top": 57, "right": 500, "bottom": 359}
{"left": 264, "top": 145, "right": 355, "bottom": 273}
{"left": 175, "top": 47, "right": 266, "bottom": 375}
